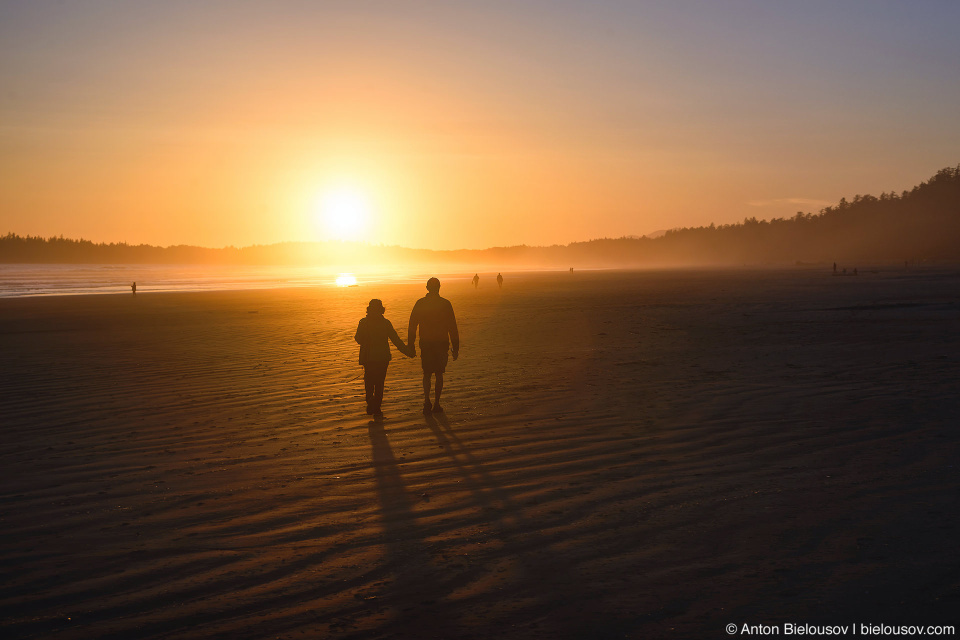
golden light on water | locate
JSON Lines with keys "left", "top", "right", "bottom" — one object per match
{"left": 335, "top": 274, "right": 357, "bottom": 287}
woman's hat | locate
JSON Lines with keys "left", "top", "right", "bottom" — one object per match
{"left": 367, "top": 298, "right": 385, "bottom": 313}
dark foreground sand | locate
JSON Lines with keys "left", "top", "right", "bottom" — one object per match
{"left": 1, "top": 268, "right": 958, "bottom": 639}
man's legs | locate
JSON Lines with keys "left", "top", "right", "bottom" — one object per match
{"left": 422, "top": 372, "right": 432, "bottom": 412}
{"left": 421, "top": 371, "right": 444, "bottom": 412}
{"left": 420, "top": 343, "right": 449, "bottom": 412}
{"left": 434, "top": 372, "right": 444, "bottom": 409}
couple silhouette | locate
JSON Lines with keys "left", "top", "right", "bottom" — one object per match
{"left": 354, "top": 277, "right": 460, "bottom": 419}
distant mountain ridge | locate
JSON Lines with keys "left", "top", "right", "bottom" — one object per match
{"left": 3, "top": 166, "right": 959, "bottom": 267}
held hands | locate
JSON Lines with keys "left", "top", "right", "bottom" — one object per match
{"left": 405, "top": 345, "right": 416, "bottom": 358}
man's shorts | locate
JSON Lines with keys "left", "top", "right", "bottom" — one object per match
{"left": 419, "top": 341, "right": 449, "bottom": 374}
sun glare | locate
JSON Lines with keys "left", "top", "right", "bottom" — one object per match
{"left": 335, "top": 274, "right": 357, "bottom": 287}
{"left": 316, "top": 187, "right": 371, "bottom": 241}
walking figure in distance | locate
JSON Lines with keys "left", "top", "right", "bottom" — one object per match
{"left": 408, "top": 278, "right": 459, "bottom": 413}
{"left": 131, "top": 281, "right": 137, "bottom": 295}
{"left": 355, "top": 299, "right": 412, "bottom": 418}
{"left": 496, "top": 272, "right": 503, "bottom": 289}
{"left": 472, "top": 273, "right": 479, "bottom": 288}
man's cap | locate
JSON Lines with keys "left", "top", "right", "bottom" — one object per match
{"left": 367, "top": 298, "right": 385, "bottom": 313}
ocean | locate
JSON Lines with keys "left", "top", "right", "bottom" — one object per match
{"left": 0, "top": 264, "right": 421, "bottom": 297}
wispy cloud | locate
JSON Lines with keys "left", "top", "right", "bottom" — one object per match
{"left": 747, "top": 197, "right": 834, "bottom": 208}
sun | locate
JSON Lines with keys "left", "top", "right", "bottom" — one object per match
{"left": 316, "top": 186, "right": 371, "bottom": 241}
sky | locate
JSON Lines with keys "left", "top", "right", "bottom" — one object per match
{"left": 1, "top": 0, "right": 959, "bottom": 251}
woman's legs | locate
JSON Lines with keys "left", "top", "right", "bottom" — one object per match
{"left": 363, "top": 365, "right": 377, "bottom": 414}
{"left": 364, "top": 362, "right": 389, "bottom": 415}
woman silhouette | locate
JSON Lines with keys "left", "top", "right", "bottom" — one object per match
{"left": 354, "top": 299, "right": 412, "bottom": 417}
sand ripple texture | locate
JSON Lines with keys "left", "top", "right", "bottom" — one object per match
{"left": 1, "top": 269, "right": 959, "bottom": 639}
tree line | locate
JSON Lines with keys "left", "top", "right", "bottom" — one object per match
{"left": 2, "top": 165, "right": 958, "bottom": 267}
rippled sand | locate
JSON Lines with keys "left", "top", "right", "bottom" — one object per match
{"left": 1, "top": 269, "right": 958, "bottom": 638}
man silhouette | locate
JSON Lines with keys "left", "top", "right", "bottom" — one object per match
{"left": 408, "top": 278, "right": 459, "bottom": 413}
{"left": 472, "top": 273, "right": 479, "bottom": 288}
{"left": 496, "top": 273, "right": 503, "bottom": 288}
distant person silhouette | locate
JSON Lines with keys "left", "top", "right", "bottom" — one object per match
{"left": 408, "top": 278, "right": 459, "bottom": 413}
{"left": 472, "top": 273, "right": 479, "bottom": 288}
{"left": 354, "top": 299, "right": 412, "bottom": 418}
{"left": 497, "top": 273, "right": 503, "bottom": 288}
{"left": 833, "top": 263, "right": 837, "bottom": 274}
{"left": 131, "top": 282, "right": 136, "bottom": 295}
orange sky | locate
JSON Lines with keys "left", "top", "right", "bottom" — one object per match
{"left": 2, "top": 1, "right": 959, "bottom": 250}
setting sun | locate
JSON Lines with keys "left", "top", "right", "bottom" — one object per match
{"left": 316, "top": 187, "right": 371, "bottom": 241}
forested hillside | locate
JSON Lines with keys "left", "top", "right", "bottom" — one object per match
{"left": 3, "top": 166, "right": 958, "bottom": 267}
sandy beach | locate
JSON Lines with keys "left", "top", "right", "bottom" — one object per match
{"left": 1, "top": 268, "right": 958, "bottom": 639}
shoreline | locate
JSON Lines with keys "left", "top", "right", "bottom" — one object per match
{"left": 1, "top": 261, "right": 954, "bottom": 300}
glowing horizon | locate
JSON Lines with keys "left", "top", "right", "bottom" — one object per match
{"left": 1, "top": 2, "right": 959, "bottom": 251}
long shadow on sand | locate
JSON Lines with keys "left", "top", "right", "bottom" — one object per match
{"left": 425, "top": 411, "right": 520, "bottom": 524}
{"left": 360, "top": 408, "right": 692, "bottom": 638}
{"left": 366, "top": 419, "right": 460, "bottom": 638}
{"left": 419, "top": 412, "right": 665, "bottom": 638}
